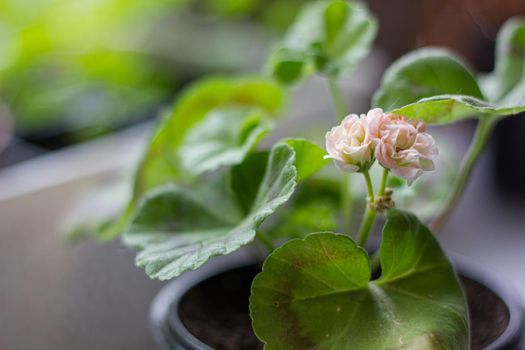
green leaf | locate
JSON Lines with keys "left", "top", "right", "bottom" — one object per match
{"left": 134, "top": 76, "right": 285, "bottom": 199}
{"left": 93, "top": 77, "right": 284, "bottom": 242}
{"left": 269, "top": 0, "right": 377, "bottom": 84}
{"left": 486, "top": 17, "right": 525, "bottom": 101}
{"left": 373, "top": 48, "right": 484, "bottom": 111}
{"left": 391, "top": 94, "right": 525, "bottom": 124}
{"left": 250, "top": 210, "right": 468, "bottom": 350}
{"left": 179, "top": 106, "right": 273, "bottom": 175}
{"left": 265, "top": 178, "right": 340, "bottom": 239}
{"left": 124, "top": 144, "right": 297, "bottom": 280}
{"left": 281, "top": 138, "right": 330, "bottom": 181}
{"left": 388, "top": 139, "right": 458, "bottom": 220}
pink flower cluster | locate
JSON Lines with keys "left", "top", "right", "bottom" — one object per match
{"left": 325, "top": 108, "right": 438, "bottom": 183}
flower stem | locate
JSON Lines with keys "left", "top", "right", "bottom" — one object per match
{"left": 357, "top": 171, "right": 376, "bottom": 246}
{"left": 363, "top": 170, "right": 375, "bottom": 203}
{"left": 328, "top": 78, "right": 347, "bottom": 121}
{"left": 378, "top": 168, "right": 389, "bottom": 197}
{"left": 256, "top": 231, "right": 276, "bottom": 252}
{"left": 341, "top": 174, "right": 353, "bottom": 232}
{"left": 357, "top": 169, "right": 389, "bottom": 247}
{"left": 430, "top": 118, "right": 495, "bottom": 232}
{"left": 358, "top": 207, "right": 377, "bottom": 247}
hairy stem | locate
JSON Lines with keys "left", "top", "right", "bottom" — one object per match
{"left": 430, "top": 118, "right": 495, "bottom": 232}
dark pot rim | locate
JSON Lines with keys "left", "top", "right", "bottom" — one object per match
{"left": 451, "top": 254, "right": 524, "bottom": 350}
{"left": 149, "top": 251, "right": 524, "bottom": 350}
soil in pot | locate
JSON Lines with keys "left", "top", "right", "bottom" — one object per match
{"left": 178, "top": 265, "right": 510, "bottom": 350}
{"left": 178, "top": 265, "right": 263, "bottom": 350}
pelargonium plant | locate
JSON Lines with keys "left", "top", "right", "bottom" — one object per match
{"left": 70, "top": 1, "right": 525, "bottom": 349}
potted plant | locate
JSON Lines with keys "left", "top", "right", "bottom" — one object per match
{"left": 71, "top": 1, "right": 525, "bottom": 349}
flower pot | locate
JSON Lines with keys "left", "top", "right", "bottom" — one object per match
{"left": 149, "top": 252, "right": 525, "bottom": 350}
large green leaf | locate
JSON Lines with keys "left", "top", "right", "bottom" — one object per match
{"left": 123, "top": 144, "right": 297, "bottom": 280}
{"left": 250, "top": 210, "right": 468, "bottom": 350}
{"left": 373, "top": 48, "right": 484, "bottom": 111}
{"left": 134, "top": 76, "right": 285, "bottom": 197}
{"left": 269, "top": 0, "right": 377, "bottom": 84}
{"left": 179, "top": 106, "right": 273, "bottom": 175}
{"left": 391, "top": 94, "right": 525, "bottom": 124}
{"left": 485, "top": 17, "right": 525, "bottom": 101}
{"left": 94, "top": 77, "right": 284, "bottom": 242}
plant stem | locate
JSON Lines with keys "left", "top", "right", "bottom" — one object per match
{"left": 328, "top": 78, "right": 347, "bottom": 121}
{"left": 358, "top": 208, "right": 376, "bottom": 247}
{"left": 256, "top": 231, "right": 276, "bottom": 252}
{"left": 357, "top": 171, "right": 376, "bottom": 246}
{"left": 363, "top": 170, "right": 375, "bottom": 202}
{"left": 378, "top": 168, "right": 389, "bottom": 197}
{"left": 341, "top": 174, "right": 353, "bottom": 233}
{"left": 357, "top": 169, "right": 389, "bottom": 247}
{"left": 430, "top": 118, "right": 495, "bottom": 232}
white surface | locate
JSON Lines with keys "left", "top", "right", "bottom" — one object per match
{"left": 0, "top": 123, "right": 149, "bottom": 202}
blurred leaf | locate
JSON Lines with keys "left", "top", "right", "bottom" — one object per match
{"left": 484, "top": 17, "right": 525, "bottom": 101}
{"left": 269, "top": 0, "right": 377, "bottom": 84}
{"left": 179, "top": 106, "right": 273, "bottom": 175}
{"left": 250, "top": 210, "right": 468, "bottom": 350}
{"left": 266, "top": 178, "right": 340, "bottom": 239}
{"left": 133, "top": 76, "right": 285, "bottom": 198}
{"left": 281, "top": 138, "right": 329, "bottom": 180}
{"left": 61, "top": 175, "right": 131, "bottom": 243}
{"left": 389, "top": 139, "right": 458, "bottom": 220}
{"left": 90, "top": 77, "right": 284, "bottom": 242}
{"left": 0, "top": 0, "right": 183, "bottom": 132}
{"left": 203, "top": 0, "right": 256, "bottom": 17}
{"left": 258, "top": 0, "right": 304, "bottom": 32}
{"left": 124, "top": 143, "right": 297, "bottom": 280}
{"left": 391, "top": 94, "right": 525, "bottom": 124}
{"left": 373, "top": 48, "right": 484, "bottom": 111}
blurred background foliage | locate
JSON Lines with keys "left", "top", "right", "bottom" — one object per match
{"left": 0, "top": 0, "right": 305, "bottom": 147}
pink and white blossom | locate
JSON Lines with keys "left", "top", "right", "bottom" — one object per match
{"left": 325, "top": 108, "right": 438, "bottom": 183}
{"left": 373, "top": 113, "right": 438, "bottom": 183}
{"left": 324, "top": 113, "right": 375, "bottom": 173}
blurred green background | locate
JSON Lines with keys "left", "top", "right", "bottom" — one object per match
{"left": 0, "top": 0, "right": 304, "bottom": 152}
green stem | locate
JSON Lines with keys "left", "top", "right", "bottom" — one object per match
{"left": 378, "top": 168, "right": 389, "bottom": 197}
{"left": 357, "top": 169, "right": 389, "bottom": 247}
{"left": 363, "top": 170, "right": 375, "bottom": 203}
{"left": 256, "top": 231, "right": 276, "bottom": 252}
{"left": 328, "top": 78, "right": 347, "bottom": 121}
{"left": 430, "top": 118, "right": 495, "bottom": 232}
{"left": 357, "top": 171, "right": 376, "bottom": 246}
{"left": 358, "top": 208, "right": 377, "bottom": 247}
{"left": 341, "top": 174, "right": 353, "bottom": 233}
